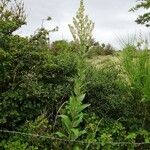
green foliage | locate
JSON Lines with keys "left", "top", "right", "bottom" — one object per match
{"left": 50, "top": 40, "right": 70, "bottom": 54}
{"left": 0, "top": 0, "right": 26, "bottom": 51}
{"left": 0, "top": 48, "right": 78, "bottom": 130}
{"left": 55, "top": 57, "right": 90, "bottom": 149}
{"left": 85, "top": 63, "right": 132, "bottom": 120}
{"left": 0, "top": 0, "right": 26, "bottom": 34}
{"left": 0, "top": 114, "right": 51, "bottom": 150}
{"left": 1, "top": 1, "right": 150, "bottom": 150}
{"left": 101, "top": 43, "right": 115, "bottom": 55}
{"left": 86, "top": 43, "right": 115, "bottom": 58}
{"left": 0, "top": 1, "right": 78, "bottom": 132}
{"left": 122, "top": 43, "right": 150, "bottom": 129}
{"left": 2, "top": 140, "right": 30, "bottom": 150}
{"left": 85, "top": 115, "right": 150, "bottom": 150}
{"left": 130, "top": 0, "right": 150, "bottom": 27}
{"left": 56, "top": 94, "right": 89, "bottom": 139}
{"left": 122, "top": 44, "right": 150, "bottom": 100}
{"left": 21, "top": 114, "right": 52, "bottom": 149}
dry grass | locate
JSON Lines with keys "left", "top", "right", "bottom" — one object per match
{"left": 87, "top": 54, "right": 131, "bottom": 85}
{"left": 87, "top": 55, "right": 121, "bottom": 69}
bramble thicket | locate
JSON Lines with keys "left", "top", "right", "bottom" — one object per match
{"left": 0, "top": 0, "right": 150, "bottom": 149}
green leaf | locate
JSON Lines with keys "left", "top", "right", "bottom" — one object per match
{"left": 78, "top": 104, "right": 90, "bottom": 113}
{"left": 77, "top": 94, "right": 86, "bottom": 102}
{"left": 71, "top": 129, "right": 86, "bottom": 140}
{"left": 79, "top": 130, "right": 86, "bottom": 136}
{"left": 126, "top": 133, "right": 137, "bottom": 140}
{"left": 55, "top": 132, "right": 67, "bottom": 138}
{"left": 73, "top": 145, "right": 81, "bottom": 150}
{"left": 59, "top": 115, "right": 72, "bottom": 132}
{"left": 71, "top": 128, "right": 80, "bottom": 138}
{"left": 73, "top": 113, "right": 83, "bottom": 127}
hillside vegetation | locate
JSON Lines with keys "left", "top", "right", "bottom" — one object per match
{"left": 0, "top": 0, "right": 150, "bottom": 149}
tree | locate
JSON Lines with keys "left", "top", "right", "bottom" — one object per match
{"left": 0, "top": 0, "right": 26, "bottom": 49}
{"left": 0, "top": 0, "right": 26, "bottom": 34}
{"left": 130, "top": 0, "right": 150, "bottom": 27}
{"left": 68, "top": 0, "right": 94, "bottom": 53}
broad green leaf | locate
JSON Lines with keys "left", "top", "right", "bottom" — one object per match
{"left": 73, "top": 113, "right": 83, "bottom": 127}
{"left": 55, "top": 132, "right": 67, "bottom": 138}
{"left": 71, "top": 128, "right": 80, "bottom": 140}
{"left": 78, "top": 104, "right": 90, "bottom": 113}
{"left": 59, "top": 115, "right": 72, "bottom": 132}
{"left": 77, "top": 94, "right": 86, "bottom": 102}
{"left": 71, "top": 129, "right": 86, "bottom": 140}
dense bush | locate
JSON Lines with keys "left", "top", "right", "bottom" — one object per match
{"left": 0, "top": 46, "right": 78, "bottom": 129}
{"left": 85, "top": 56, "right": 149, "bottom": 129}
{"left": 1, "top": 41, "right": 150, "bottom": 149}
{"left": 85, "top": 63, "right": 133, "bottom": 120}
{"left": 86, "top": 43, "right": 115, "bottom": 58}
{"left": 50, "top": 40, "right": 70, "bottom": 54}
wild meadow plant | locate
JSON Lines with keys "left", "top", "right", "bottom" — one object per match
{"left": 122, "top": 40, "right": 150, "bottom": 129}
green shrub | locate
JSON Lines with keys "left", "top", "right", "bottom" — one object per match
{"left": 85, "top": 63, "right": 132, "bottom": 120}
{"left": 101, "top": 43, "right": 115, "bottom": 55}
{"left": 86, "top": 43, "right": 115, "bottom": 58}
{"left": 50, "top": 40, "right": 70, "bottom": 54}
{"left": 0, "top": 48, "right": 78, "bottom": 131}
{"left": 2, "top": 140, "right": 30, "bottom": 150}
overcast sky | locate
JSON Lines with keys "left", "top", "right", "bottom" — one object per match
{"left": 17, "top": 0, "right": 149, "bottom": 48}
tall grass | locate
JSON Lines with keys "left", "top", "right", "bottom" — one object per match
{"left": 121, "top": 38, "right": 150, "bottom": 128}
